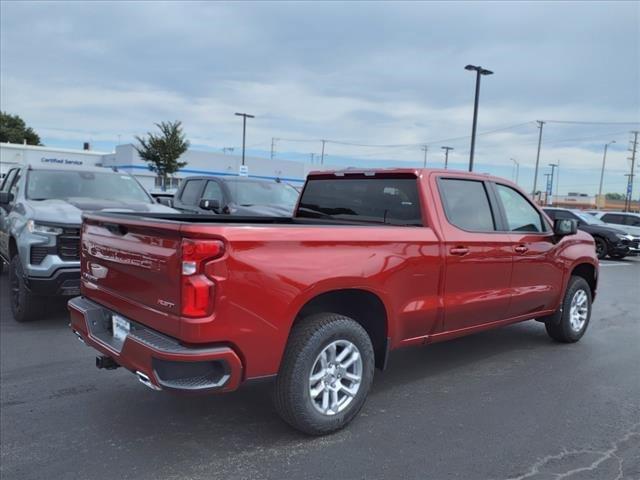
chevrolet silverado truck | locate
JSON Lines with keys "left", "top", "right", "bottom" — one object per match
{"left": 0, "top": 164, "right": 176, "bottom": 322}
{"left": 69, "top": 169, "right": 598, "bottom": 435}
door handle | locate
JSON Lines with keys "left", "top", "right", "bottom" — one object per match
{"left": 450, "top": 246, "right": 469, "bottom": 256}
{"left": 514, "top": 245, "right": 529, "bottom": 254}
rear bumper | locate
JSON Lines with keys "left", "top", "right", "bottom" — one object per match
{"left": 68, "top": 296, "right": 243, "bottom": 393}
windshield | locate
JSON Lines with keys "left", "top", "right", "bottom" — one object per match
{"left": 573, "top": 210, "right": 605, "bottom": 225}
{"left": 27, "top": 170, "right": 152, "bottom": 203}
{"left": 225, "top": 179, "right": 299, "bottom": 208}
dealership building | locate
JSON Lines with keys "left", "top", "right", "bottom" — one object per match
{"left": 0, "top": 142, "right": 334, "bottom": 191}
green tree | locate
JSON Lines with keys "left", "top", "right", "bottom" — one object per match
{"left": 605, "top": 193, "right": 624, "bottom": 200}
{"left": 135, "top": 121, "right": 189, "bottom": 190}
{"left": 0, "top": 111, "right": 42, "bottom": 145}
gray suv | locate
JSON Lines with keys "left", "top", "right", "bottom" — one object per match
{"left": 0, "top": 165, "right": 176, "bottom": 322}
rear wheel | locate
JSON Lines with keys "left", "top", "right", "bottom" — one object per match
{"left": 594, "top": 236, "right": 608, "bottom": 260}
{"left": 9, "top": 255, "right": 42, "bottom": 322}
{"left": 273, "top": 313, "right": 375, "bottom": 435}
{"left": 545, "top": 276, "right": 592, "bottom": 343}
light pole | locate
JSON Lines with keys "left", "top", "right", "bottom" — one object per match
{"left": 464, "top": 64, "right": 493, "bottom": 172}
{"left": 544, "top": 173, "right": 552, "bottom": 205}
{"left": 511, "top": 158, "right": 520, "bottom": 184}
{"left": 442, "top": 146, "right": 453, "bottom": 169}
{"left": 548, "top": 163, "right": 558, "bottom": 206}
{"left": 234, "top": 112, "right": 254, "bottom": 166}
{"left": 598, "top": 140, "right": 616, "bottom": 205}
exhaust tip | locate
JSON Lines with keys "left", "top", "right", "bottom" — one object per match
{"left": 136, "top": 371, "right": 161, "bottom": 391}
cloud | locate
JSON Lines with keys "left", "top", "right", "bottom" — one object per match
{"left": 1, "top": 1, "right": 639, "bottom": 194}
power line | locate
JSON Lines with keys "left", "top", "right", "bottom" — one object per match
{"left": 544, "top": 120, "right": 640, "bottom": 125}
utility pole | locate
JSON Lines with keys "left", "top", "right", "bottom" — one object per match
{"left": 598, "top": 140, "right": 616, "bottom": 205}
{"left": 464, "top": 65, "right": 493, "bottom": 172}
{"left": 511, "top": 158, "right": 520, "bottom": 184}
{"left": 421, "top": 145, "right": 428, "bottom": 168}
{"left": 624, "top": 131, "right": 638, "bottom": 212}
{"left": 442, "top": 146, "right": 454, "bottom": 169}
{"left": 532, "top": 120, "right": 545, "bottom": 196}
{"left": 234, "top": 112, "right": 254, "bottom": 166}
{"left": 270, "top": 137, "right": 278, "bottom": 161}
{"left": 320, "top": 140, "right": 327, "bottom": 165}
{"left": 548, "top": 163, "right": 558, "bottom": 206}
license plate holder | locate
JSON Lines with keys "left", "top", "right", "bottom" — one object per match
{"left": 112, "top": 315, "right": 130, "bottom": 342}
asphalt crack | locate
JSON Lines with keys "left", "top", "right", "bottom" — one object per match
{"left": 505, "top": 423, "right": 640, "bottom": 480}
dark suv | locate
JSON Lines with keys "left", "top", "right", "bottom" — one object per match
{"left": 543, "top": 207, "right": 635, "bottom": 259}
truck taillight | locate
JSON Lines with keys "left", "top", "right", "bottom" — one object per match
{"left": 180, "top": 239, "right": 224, "bottom": 317}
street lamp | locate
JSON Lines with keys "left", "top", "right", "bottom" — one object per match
{"left": 442, "top": 146, "right": 454, "bottom": 169}
{"left": 511, "top": 158, "right": 520, "bottom": 184}
{"left": 598, "top": 140, "right": 616, "bottom": 204}
{"left": 234, "top": 112, "right": 254, "bottom": 166}
{"left": 465, "top": 64, "right": 493, "bottom": 172}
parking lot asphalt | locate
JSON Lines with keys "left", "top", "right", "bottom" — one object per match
{"left": 1, "top": 259, "right": 639, "bottom": 480}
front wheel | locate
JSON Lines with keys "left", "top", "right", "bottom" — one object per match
{"left": 9, "top": 255, "right": 42, "bottom": 322}
{"left": 545, "top": 276, "right": 592, "bottom": 343}
{"left": 273, "top": 313, "right": 375, "bottom": 435}
{"left": 594, "top": 236, "right": 608, "bottom": 260}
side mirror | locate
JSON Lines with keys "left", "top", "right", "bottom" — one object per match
{"left": 554, "top": 218, "right": 578, "bottom": 236}
{"left": 157, "top": 197, "right": 173, "bottom": 207}
{"left": 199, "top": 198, "right": 221, "bottom": 212}
{"left": 0, "top": 192, "right": 14, "bottom": 205}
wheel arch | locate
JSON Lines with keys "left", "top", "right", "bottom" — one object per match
{"left": 571, "top": 262, "right": 597, "bottom": 298}
{"left": 293, "top": 288, "right": 390, "bottom": 370}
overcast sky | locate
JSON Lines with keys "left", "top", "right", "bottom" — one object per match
{"left": 1, "top": 1, "right": 639, "bottom": 194}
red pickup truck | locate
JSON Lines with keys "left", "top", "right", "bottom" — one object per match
{"left": 69, "top": 169, "right": 598, "bottom": 434}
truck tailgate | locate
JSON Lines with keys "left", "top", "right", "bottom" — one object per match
{"left": 81, "top": 214, "right": 184, "bottom": 337}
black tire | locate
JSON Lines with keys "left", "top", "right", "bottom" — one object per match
{"left": 594, "top": 236, "right": 608, "bottom": 260}
{"left": 544, "top": 276, "right": 592, "bottom": 343}
{"left": 274, "top": 313, "right": 375, "bottom": 435}
{"left": 0, "top": 259, "right": 4, "bottom": 275}
{"left": 9, "top": 255, "right": 42, "bottom": 322}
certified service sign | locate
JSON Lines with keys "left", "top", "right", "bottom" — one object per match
{"left": 41, "top": 157, "right": 83, "bottom": 166}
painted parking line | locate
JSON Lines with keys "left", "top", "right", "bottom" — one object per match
{"left": 599, "top": 262, "right": 632, "bottom": 267}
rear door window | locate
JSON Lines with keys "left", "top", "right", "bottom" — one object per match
{"left": 438, "top": 178, "right": 495, "bottom": 232}
{"left": 179, "top": 179, "right": 204, "bottom": 206}
{"left": 297, "top": 177, "right": 422, "bottom": 226}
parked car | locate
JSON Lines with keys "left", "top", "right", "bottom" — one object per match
{"left": 586, "top": 211, "right": 640, "bottom": 237}
{"left": 0, "top": 165, "right": 177, "bottom": 322}
{"left": 543, "top": 207, "right": 637, "bottom": 259}
{"left": 171, "top": 175, "right": 300, "bottom": 216}
{"left": 69, "top": 168, "right": 597, "bottom": 435}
